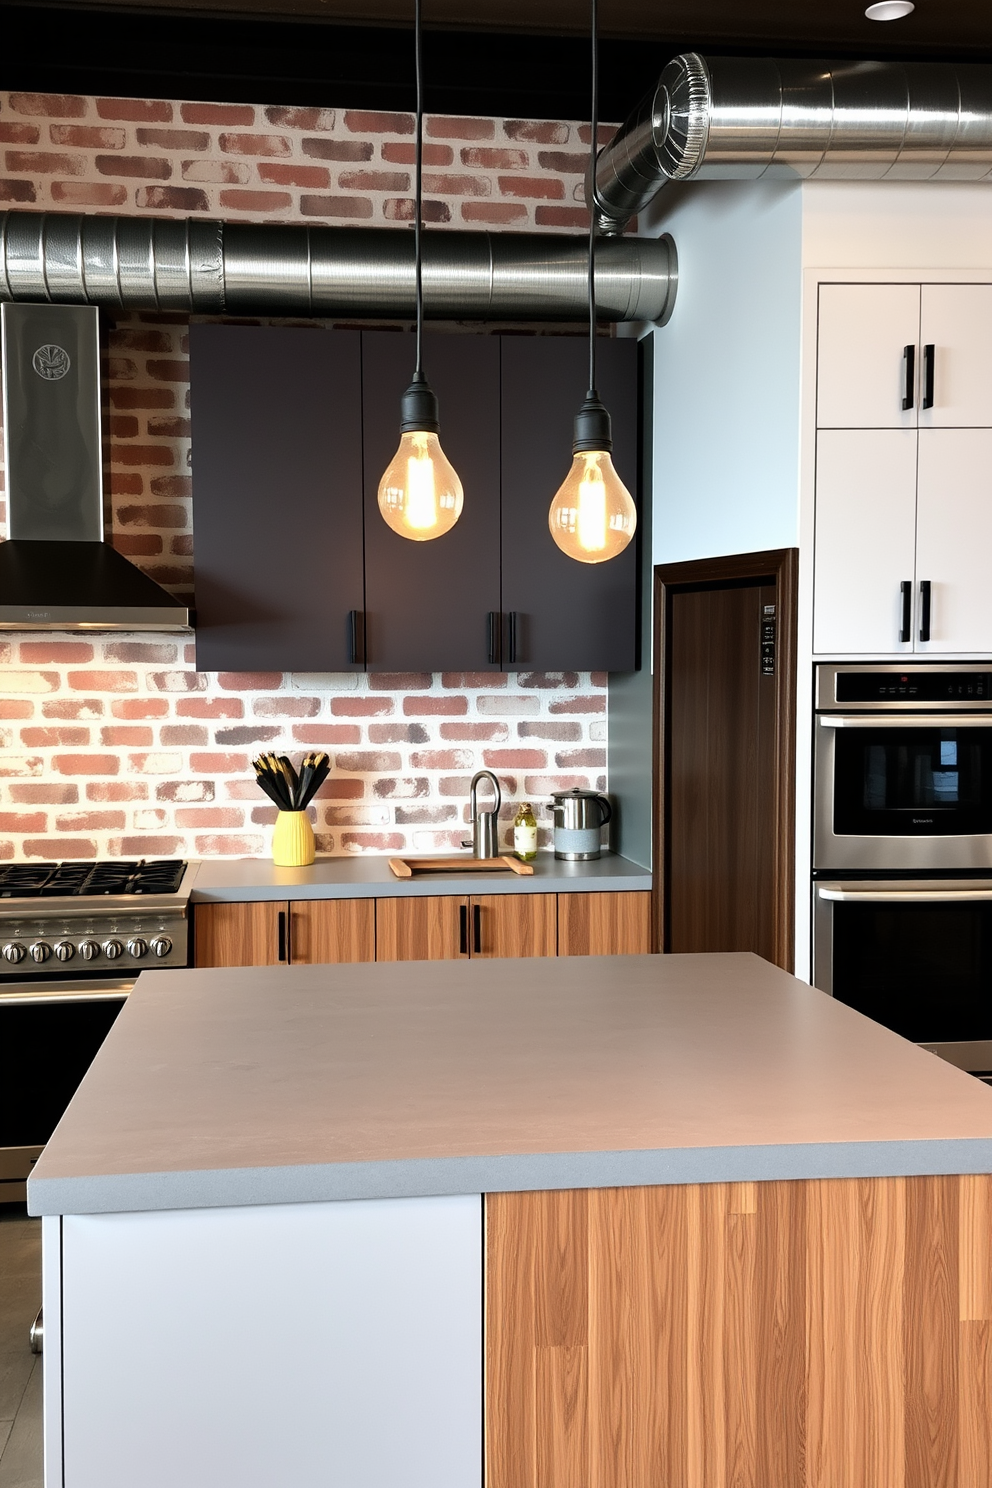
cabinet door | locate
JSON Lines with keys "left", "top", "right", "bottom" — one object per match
{"left": 916, "top": 429, "right": 992, "bottom": 653}
{"left": 813, "top": 429, "right": 918, "bottom": 655}
{"left": 816, "top": 284, "right": 920, "bottom": 429}
{"left": 194, "top": 902, "right": 288, "bottom": 968}
{"left": 468, "top": 894, "right": 557, "bottom": 959}
{"left": 919, "top": 285, "right": 992, "bottom": 428}
{"left": 289, "top": 900, "right": 375, "bottom": 964}
{"left": 190, "top": 325, "right": 365, "bottom": 672}
{"left": 375, "top": 896, "right": 467, "bottom": 962}
{"left": 362, "top": 332, "right": 502, "bottom": 671}
{"left": 500, "top": 337, "right": 639, "bottom": 672}
{"left": 557, "top": 890, "right": 651, "bottom": 956}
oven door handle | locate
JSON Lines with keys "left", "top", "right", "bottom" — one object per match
{"left": 0, "top": 979, "right": 135, "bottom": 1006}
{"left": 817, "top": 887, "right": 992, "bottom": 903}
{"left": 818, "top": 715, "right": 992, "bottom": 729}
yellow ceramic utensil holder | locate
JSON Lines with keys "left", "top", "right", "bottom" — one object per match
{"left": 272, "top": 810, "right": 315, "bottom": 867}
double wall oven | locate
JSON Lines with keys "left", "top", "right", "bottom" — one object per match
{"left": 813, "top": 663, "right": 992, "bottom": 1076}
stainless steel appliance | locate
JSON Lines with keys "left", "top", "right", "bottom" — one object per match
{"left": 550, "top": 788, "right": 612, "bottom": 861}
{"left": 0, "top": 858, "right": 194, "bottom": 1202}
{"left": 465, "top": 771, "right": 501, "bottom": 859}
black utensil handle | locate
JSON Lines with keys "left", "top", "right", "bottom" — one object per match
{"left": 922, "top": 343, "right": 935, "bottom": 410}
{"left": 899, "top": 580, "right": 912, "bottom": 643}
{"left": 459, "top": 903, "right": 468, "bottom": 955}
{"left": 919, "top": 579, "right": 932, "bottom": 643}
{"left": 472, "top": 902, "right": 482, "bottom": 955}
{"left": 902, "top": 344, "right": 915, "bottom": 411}
{"left": 277, "top": 910, "right": 287, "bottom": 963}
{"left": 487, "top": 611, "right": 499, "bottom": 666}
{"left": 348, "top": 610, "right": 365, "bottom": 666}
{"left": 507, "top": 612, "right": 518, "bottom": 665}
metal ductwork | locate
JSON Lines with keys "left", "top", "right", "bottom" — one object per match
{"left": 595, "top": 53, "right": 992, "bottom": 233}
{"left": 0, "top": 212, "right": 677, "bottom": 325}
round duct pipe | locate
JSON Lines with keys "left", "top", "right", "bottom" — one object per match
{"left": 0, "top": 211, "right": 677, "bottom": 325}
{"left": 595, "top": 53, "right": 992, "bottom": 233}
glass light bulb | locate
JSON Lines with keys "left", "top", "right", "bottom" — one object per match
{"left": 548, "top": 449, "right": 637, "bottom": 563}
{"left": 377, "top": 430, "right": 464, "bottom": 541}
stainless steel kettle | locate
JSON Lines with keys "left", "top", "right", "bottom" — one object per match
{"left": 549, "top": 788, "right": 612, "bottom": 861}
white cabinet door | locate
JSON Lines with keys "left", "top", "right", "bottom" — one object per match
{"left": 813, "top": 429, "right": 919, "bottom": 655}
{"left": 920, "top": 285, "right": 992, "bottom": 428}
{"left": 817, "top": 284, "right": 921, "bottom": 429}
{"left": 916, "top": 429, "right": 992, "bottom": 653}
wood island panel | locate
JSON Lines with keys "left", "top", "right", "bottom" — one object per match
{"left": 375, "top": 895, "right": 466, "bottom": 962}
{"left": 193, "top": 901, "right": 287, "bottom": 968}
{"left": 486, "top": 1176, "right": 992, "bottom": 1488}
{"left": 289, "top": 899, "right": 375, "bottom": 965}
{"left": 557, "top": 890, "right": 652, "bottom": 956}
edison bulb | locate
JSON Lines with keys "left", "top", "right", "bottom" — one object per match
{"left": 377, "top": 430, "right": 463, "bottom": 541}
{"left": 548, "top": 449, "right": 636, "bottom": 563}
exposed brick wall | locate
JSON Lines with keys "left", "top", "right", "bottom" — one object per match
{"left": 0, "top": 90, "right": 616, "bottom": 861}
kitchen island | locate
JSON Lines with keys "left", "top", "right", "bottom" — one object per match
{"left": 30, "top": 952, "right": 992, "bottom": 1488}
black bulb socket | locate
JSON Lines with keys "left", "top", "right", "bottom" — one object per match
{"left": 572, "top": 391, "right": 613, "bottom": 454}
{"left": 399, "top": 370, "right": 441, "bottom": 434}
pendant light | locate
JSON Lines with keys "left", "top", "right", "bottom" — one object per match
{"left": 377, "top": 0, "right": 464, "bottom": 541}
{"left": 548, "top": 0, "right": 637, "bottom": 565}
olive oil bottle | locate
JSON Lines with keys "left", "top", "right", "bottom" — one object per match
{"left": 513, "top": 801, "right": 538, "bottom": 861}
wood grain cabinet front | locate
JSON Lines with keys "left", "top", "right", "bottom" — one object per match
{"left": 557, "top": 890, "right": 651, "bottom": 956}
{"left": 375, "top": 894, "right": 557, "bottom": 961}
{"left": 194, "top": 900, "right": 374, "bottom": 968}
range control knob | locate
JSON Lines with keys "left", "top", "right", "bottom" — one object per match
{"left": 103, "top": 939, "right": 123, "bottom": 961}
{"left": 30, "top": 942, "right": 51, "bottom": 963}
{"left": 2, "top": 942, "right": 25, "bottom": 964}
{"left": 54, "top": 941, "right": 75, "bottom": 963}
{"left": 127, "top": 938, "right": 148, "bottom": 959}
{"left": 78, "top": 940, "right": 100, "bottom": 961}
{"left": 150, "top": 936, "right": 173, "bottom": 959}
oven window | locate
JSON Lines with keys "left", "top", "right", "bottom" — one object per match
{"left": 834, "top": 727, "right": 992, "bottom": 835}
{"left": 833, "top": 901, "right": 992, "bottom": 1043}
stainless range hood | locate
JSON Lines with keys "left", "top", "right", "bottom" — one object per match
{"left": 0, "top": 302, "right": 190, "bottom": 630}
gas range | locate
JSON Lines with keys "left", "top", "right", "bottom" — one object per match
{"left": 0, "top": 858, "right": 194, "bottom": 978}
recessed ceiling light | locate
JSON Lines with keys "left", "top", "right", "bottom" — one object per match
{"left": 865, "top": 0, "right": 914, "bottom": 18}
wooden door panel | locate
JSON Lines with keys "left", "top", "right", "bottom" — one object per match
{"left": 375, "top": 896, "right": 466, "bottom": 962}
{"left": 290, "top": 899, "right": 375, "bottom": 965}
{"left": 557, "top": 891, "right": 651, "bottom": 956}
{"left": 194, "top": 901, "right": 287, "bottom": 968}
{"left": 920, "top": 284, "right": 992, "bottom": 428}
{"left": 470, "top": 894, "right": 556, "bottom": 959}
{"left": 916, "top": 429, "right": 992, "bottom": 654}
{"left": 816, "top": 283, "right": 920, "bottom": 429}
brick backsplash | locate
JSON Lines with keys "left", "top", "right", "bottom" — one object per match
{"left": 0, "top": 89, "right": 616, "bottom": 861}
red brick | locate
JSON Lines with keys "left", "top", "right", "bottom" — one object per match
{"left": 219, "top": 132, "right": 291, "bottom": 157}
{"left": 22, "top": 727, "right": 90, "bottom": 747}
{"left": 212, "top": 725, "right": 279, "bottom": 746}
{"left": 149, "top": 415, "right": 193, "bottom": 439}
{"left": 170, "top": 540, "right": 192, "bottom": 565}
{"left": 252, "top": 697, "right": 319, "bottom": 718}
{"left": 86, "top": 782, "right": 148, "bottom": 801}
{"left": 117, "top": 504, "right": 185, "bottom": 529}
{"left": 0, "top": 122, "right": 40, "bottom": 143}
{"left": 498, "top": 175, "right": 565, "bottom": 200}
{"left": 368, "top": 724, "right": 429, "bottom": 744}
{"left": 6, "top": 151, "right": 84, "bottom": 174}
{"left": 219, "top": 189, "right": 293, "bottom": 212}
{"left": 330, "top": 696, "right": 393, "bottom": 717}
{"left": 181, "top": 159, "right": 250, "bottom": 184}
{"left": 590, "top": 673, "right": 608, "bottom": 688}
{"left": 156, "top": 780, "right": 215, "bottom": 802}
{"left": 345, "top": 110, "right": 414, "bottom": 135}
{"left": 110, "top": 327, "right": 176, "bottom": 351}
{"left": 113, "top": 535, "right": 163, "bottom": 557}
{"left": 403, "top": 696, "right": 469, "bottom": 716}
{"left": 578, "top": 123, "right": 618, "bottom": 146}
{"left": 536, "top": 205, "right": 590, "bottom": 228}
{"left": 301, "top": 139, "right": 373, "bottom": 162}
{"left": 67, "top": 670, "right": 137, "bottom": 692}
{"left": 145, "top": 360, "right": 189, "bottom": 382}
{"left": 423, "top": 172, "right": 490, "bottom": 196}
{"left": 56, "top": 810, "right": 126, "bottom": 831}
{"left": 217, "top": 672, "right": 282, "bottom": 691}
{"left": 105, "top": 642, "right": 178, "bottom": 663}
{"left": 136, "top": 185, "right": 210, "bottom": 212}
{"left": 24, "top": 838, "right": 98, "bottom": 859}
{"left": 334, "top": 751, "right": 402, "bottom": 773}
{"left": 461, "top": 146, "right": 528, "bottom": 170}
{"left": 10, "top": 93, "right": 87, "bottom": 118}
{"left": 519, "top": 721, "right": 582, "bottom": 741}
{"left": 118, "top": 835, "right": 185, "bottom": 855}
{"left": 42, "top": 700, "right": 103, "bottom": 720}
{"left": 536, "top": 149, "right": 585, "bottom": 174}
{"left": 181, "top": 102, "right": 255, "bottom": 125}
{"left": 176, "top": 697, "right": 244, "bottom": 719}
{"left": 383, "top": 141, "right": 453, "bottom": 166}
{"left": 114, "top": 444, "right": 175, "bottom": 468}
{"left": 313, "top": 778, "right": 364, "bottom": 801}
{"left": 372, "top": 777, "right": 429, "bottom": 799}
{"left": 100, "top": 726, "right": 154, "bottom": 747}
{"left": 441, "top": 672, "right": 507, "bottom": 689}
{"left": 9, "top": 784, "right": 78, "bottom": 804}
{"left": 394, "top": 805, "right": 457, "bottom": 825}
{"left": 505, "top": 120, "right": 571, "bottom": 144}
{"left": 291, "top": 725, "right": 362, "bottom": 745}
{"left": 339, "top": 169, "right": 411, "bottom": 191}
{"left": 265, "top": 105, "right": 335, "bottom": 130}
{"left": 224, "top": 779, "right": 269, "bottom": 801}
{"left": 383, "top": 198, "right": 451, "bottom": 223}
{"left": 137, "top": 127, "right": 210, "bottom": 150}
{"left": 53, "top": 754, "right": 120, "bottom": 775}
{"left": 176, "top": 807, "right": 244, "bottom": 829}
{"left": 461, "top": 201, "right": 527, "bottom": 225}
{"left": 477, "top": 694, "right": 540, "bottom": 716}
{"left": 409, "top": 749, "right": 474, "bottom": 770}
{"left": 482, "top": 749, "right": 547, "bottom": 769}
{"left": 0, "top": 701, "right": 34, "bottom": 719}
{"left": 0, "top": 180, "right": 36, "bottom": 203}
{"left": 19, "top": 641, "right": 94, "bottom": 663}
{"left": 556, "top": 748, "right": 606, "bottom": 767}
{"left": 341, "top": 832, "right": 405, "bottom": 852}
{"left": 300, "top": 194, "right": 373, "bottom": 219}
{"left": 51, "top": 181, "right": 127, "bottom": 206}
{"left": 257, "top": 162, "right": 330, "bottom": 188}
{"left": 0, "top": 812, "right": 47, "bottom": 832}
{"left": 428, "top": 116, "right": 494, "bottom": 140}
{"left": 112, "top": 699, "right": 169, "bottom": 719}
{"left": 368, "top": 672, "right": 431, "bottom": 691}
{"left": 51, "top": 124, "right": 126, "bottom": 148}
{"left": 150, "top": 475, "right": 192, "bottom": 498}
{"left": 549, "top": 694, "right": 606, "bottom": 714}
{"left": 97, "top": 98, "right": 173, "bottom": 122}
{"left": 189, "top": 753, "right": 249, "bottom": 773}
{"left": 520, "top": 671, "right": 580, "bottom": 688}
{"left": 440, "top": 722, "right": 509, "bottom": 741}
{"left": 109, "top": 473, "right": 143, "bottom": 495}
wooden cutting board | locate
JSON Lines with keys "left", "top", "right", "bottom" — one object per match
{"left": 388, "top": 855, "right": 534, "bottom": 879}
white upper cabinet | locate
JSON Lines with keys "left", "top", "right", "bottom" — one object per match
{"left": 816, "top": 284, "right": 920, "bottom": 429}
{"left": 916, "top": 429, "right": 992, "bottom": 653}
{"left": 919, "top": 286, "right": 992, "bottom": 428}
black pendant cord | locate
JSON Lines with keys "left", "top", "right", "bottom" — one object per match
{"left": 587, "top": 0, "right": 597, "bottom": 400}
{"left": 414, "top": 0, "right": 424, "bottom": 379}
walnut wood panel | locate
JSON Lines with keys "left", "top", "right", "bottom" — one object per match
{"left": 289, "top": 899, "right": 374, "bottom": 964}
{"left": 193, "top": 901, "right": 287, "bottom": 968}
{"left": 486, "top": 1175, "right": 992, "bottom": 1488}
{"left": 374, "top": 895, "right": 467, "bottom": 962}
{"left": 470, "top": 894, "right": 557, "bottom": 959}
{"left": 557, "top": 891, "right": 651, "bottom": 957}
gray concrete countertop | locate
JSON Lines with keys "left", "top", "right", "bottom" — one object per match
{"left": 188, "top": 851, "right": 651, "bottom": 902}
{"left": 29, "top": 952, "right": 992, "bottom": 1217}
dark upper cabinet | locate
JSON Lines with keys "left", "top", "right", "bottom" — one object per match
{"left": 189, "top": 324, "right": 365, "bottom": 672}
{"left": 361, "top": 332, "right": 502, "bottom": 672}
{"left": 500, "top": 336, "right": 639, "bottom": 673}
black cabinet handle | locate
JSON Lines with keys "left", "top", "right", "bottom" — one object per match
{"left": 507, "top": 611, "right": 519, "bottom": 666}
{"left": 348, "top": 610, "right": 365, "bottom": 666}
{"left": 922, "top": 343, "right": 935, "bottom": 410}
{"left": 919, "top": 580, "right": 932, "bottom": 643}
{"left": 459, "top": 903, "right": 468, "bottom": 956}
{"left": 902, "top": 344, "right": 915, "bottom": 411}
{"left": 277, "top": 910, "right": 287, "bottom": 963}
{"left": 487, "top": 611, "right": 500, "bottom": 667}
{"left": 472, "top": 902, "right": 482, "bottom": 955}
{"left": 899, "top": 580, "right": 912, "bottom": 643}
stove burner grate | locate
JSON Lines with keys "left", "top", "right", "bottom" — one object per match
{"left": 0, "top": 859, "right": 187, "bottom": 898}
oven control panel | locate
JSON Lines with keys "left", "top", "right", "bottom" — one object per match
{"left": 0, "top": 911, "right": 188, "bottom": 974}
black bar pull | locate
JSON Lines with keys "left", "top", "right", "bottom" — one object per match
{"left": 487, "top": 611, "right": 500, "bottom": 667}
{"left": 922, "top": 343, "right": 935, "bottom": 410}
{"left": 902, "top": 344, "right": 915, "bottom": 411}
{"left": 347, "top": 610, "right": 365, "bottom": 666}
{"left": 919, "top": 579, "right": 932, "bottom": 643}
{"left": 277, "top": 910, "right": 287, "bottom": 963}
{"left": 899, "top": 580, "right": 912, "bottom": 643}
{"left": 472, "top": 902, "right": 482, "bottom": 955}
{"left": 459, "top": 903, "right": 468, "bottom": 956}
{"left": 507, "top": 611, "right": 518, "bottom": 666}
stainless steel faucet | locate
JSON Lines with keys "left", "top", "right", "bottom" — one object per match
{"left": 464, "top": 770, "right": 501, "bottom": 858}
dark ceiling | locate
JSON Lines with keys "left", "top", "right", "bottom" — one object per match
{"left": 1, "top": 0, "right": 990, "bottom": 122}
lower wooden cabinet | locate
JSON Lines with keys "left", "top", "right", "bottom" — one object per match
{"left": 375, "top": 894, "right": 557, "bottom": 962}
{"left": 290, "top": 900, "right": 375, "bottom": 965}
{"left": 195, "top": 899, "right": 375, "bottom": 968}
{"left": 558, "top": 890, "right": 651, "bottom": 956}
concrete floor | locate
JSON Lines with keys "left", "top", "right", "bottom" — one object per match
{"left": 0, "top": 1208, "right": 41, "bottom": 1488}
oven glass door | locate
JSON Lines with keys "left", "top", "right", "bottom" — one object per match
{"left": 833, "top": 724, "right": 992, "bottom": 837}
